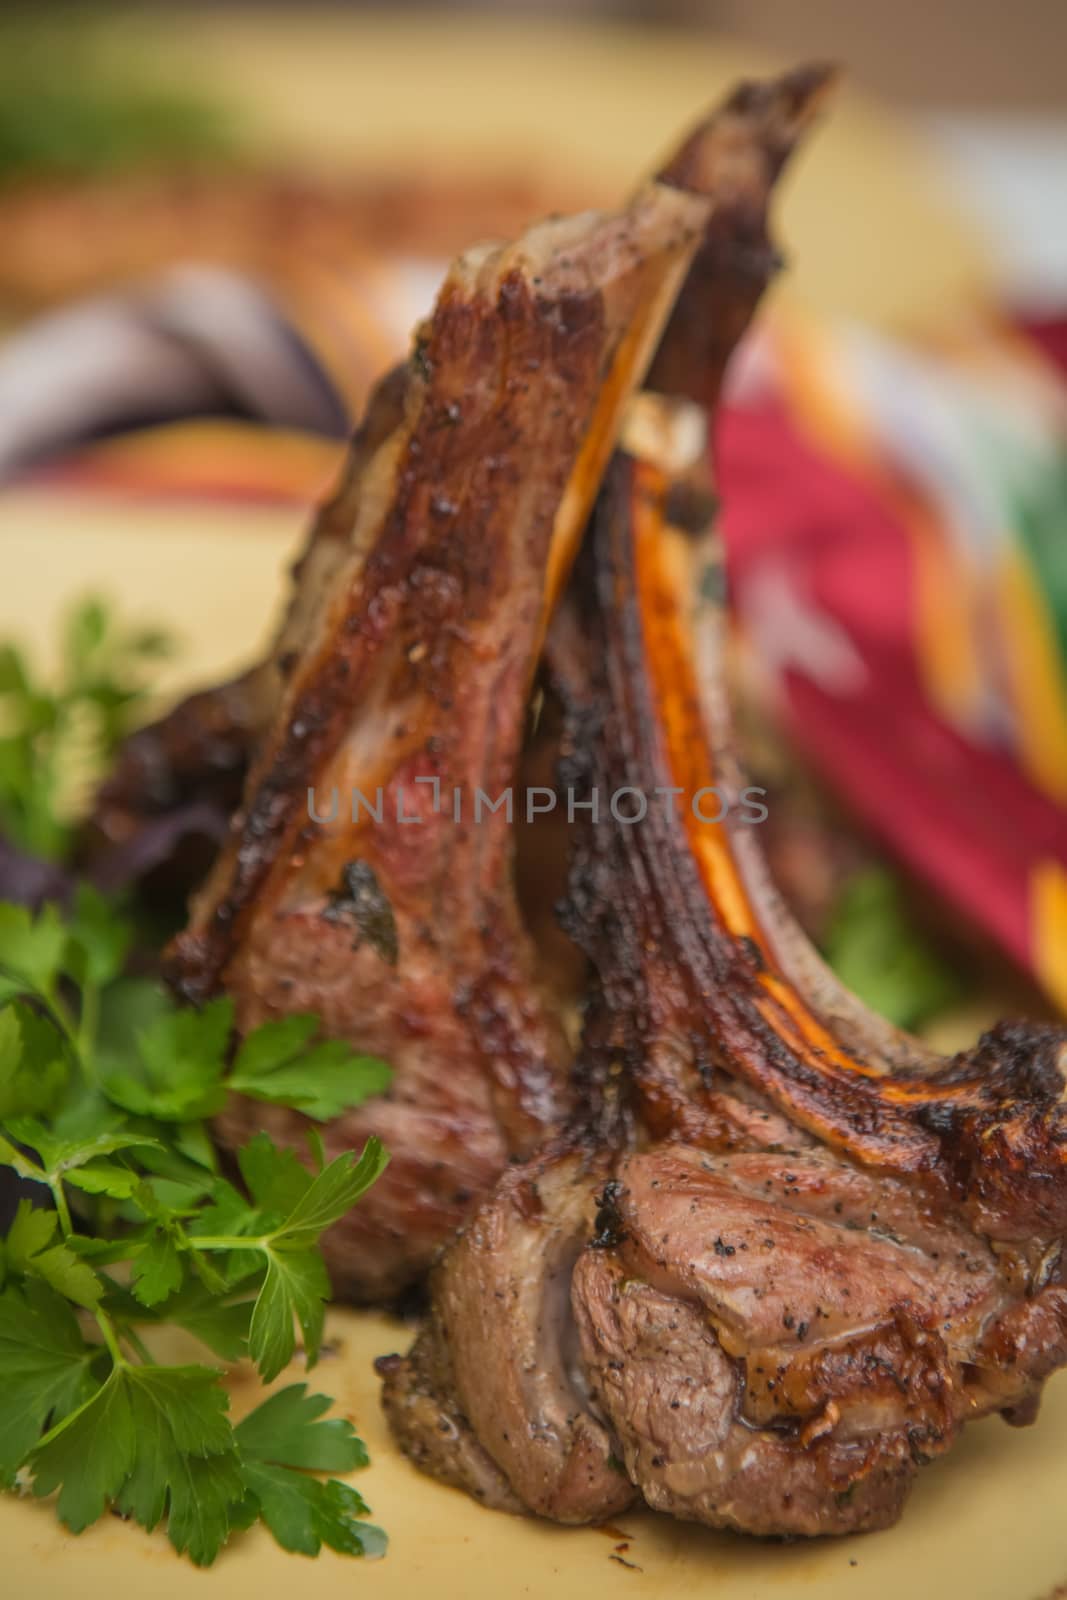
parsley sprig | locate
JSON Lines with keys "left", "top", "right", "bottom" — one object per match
{"left": 0, "top": 596, "right": 172, "bottom": 861}
{"left": 0, "top": 891, "right": 392, "bottom": 1564}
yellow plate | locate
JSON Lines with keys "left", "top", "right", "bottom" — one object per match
{"left": 5, "top": 13, "right": 1055, "bottom": 1599}
{"left": 3, "top": 1302, "right": 1066, "bottom": 1600}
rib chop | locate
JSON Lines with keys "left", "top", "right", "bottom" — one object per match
{"left": 379, "top": 323, "right": 1067, "bottom": 1539}
{"left": 155, "top": 69, "right": 830, "bottom": 1301}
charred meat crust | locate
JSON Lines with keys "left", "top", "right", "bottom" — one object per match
{"left": 563, "top": 451, "right": 1067, "bottom": 1246}
{"left": 166, "top": 269, "right": 608, "bottom": 1000}
{"left": 375, "top": 1328, "right": 527, "bottom": 1515}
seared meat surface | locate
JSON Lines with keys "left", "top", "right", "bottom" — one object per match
{"left": 573, "top": 1141, "right": 1009, "bottom": 1536}
{"left": 380, "top": 405, "right": 1067, "bottom": 1538}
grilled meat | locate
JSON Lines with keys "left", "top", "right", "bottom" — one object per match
{"left": 156, "top": 69, "right": 830, "bottom": 1300}
{"left": 381, "top": 418, "right": 1067, "bottom": 1536}
{"left": 571, "top": 449, "right": 1067, "bottom": 1233}
{"left": 572, "top": 1139, "right": 1047, "bottom": 1536}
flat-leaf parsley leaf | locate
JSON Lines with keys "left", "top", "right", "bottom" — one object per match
{"left": 0, "top": 894, "right": 391, "bottom": 1565}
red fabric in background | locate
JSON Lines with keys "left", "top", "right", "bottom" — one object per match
{"left": 717, "top": 394, "right": 1065, "bottom": 979}
{"left": 1019, "top": 315, "right": 1067, "bottom": 378}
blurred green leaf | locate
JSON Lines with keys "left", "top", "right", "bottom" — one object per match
{"left": 0, "top": 15, "right": 237, "bottom": 185}
{"left": 0, "top": 595, "right": 175, "bottom": 860}
{"left": 823, "top": 867, "right": 964, "bottom": 1031}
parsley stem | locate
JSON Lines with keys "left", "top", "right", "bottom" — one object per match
{"left": 94, "top": 1306, "right": 126, "bottom": 1369}
{"left": 186, "top": 1235, "right": 269, "bottom": 1252}
{"left": 49, "top": 1176, "right": 74, "bottom": 1238}
{"left": 43, "top": 1171, "right": 125, "bottom": 1369}
{"left": 122, "top": 1325, "right": 154, "bottom": 1364}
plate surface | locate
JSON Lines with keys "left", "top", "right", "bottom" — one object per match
{"left": 3, "top": 13, "right": 1057, "bottom": 1599}
{"left": 3, "top": 1303, "right": 1066, "bottom": 1600}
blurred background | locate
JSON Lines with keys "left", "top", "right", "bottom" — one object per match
{"left": 1, "top": 1, "right": 1065, "bottom": 1041}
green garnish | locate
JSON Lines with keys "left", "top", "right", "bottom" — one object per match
{"left": 822, "top": 865, "right": 963, "bottom": 1031}
{"left": 0, "top": 596, "right": 173, "bottom": 861}
{"left": 0, "top": 890, "right": 392, "bottom": 1565}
